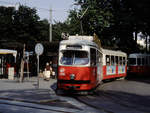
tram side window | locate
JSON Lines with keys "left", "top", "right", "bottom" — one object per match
{"left": 106, "top": 55, "right": 110, "bottom": 66}
{"left": 119, "top": 57, "right": 122, "bottom": 65}
{"left": 141, "top": 58, "right": 145, "bottom": 65}
{"left": 111, "top": 56, "right": 115, "bottom": 65}
{"left": 137, "top": 58, "right": 141, "bottom": 65}
{"left": 149, "top": 56, "right": 150, "bottom": 65}
{"left": 97, "top": 51, "right": 101, "bottom": 63}
{"left": 123, "top": 57, "right": 126, "bottom": 65}
{"left": 146, "top": 56, "right": 148, "bottom": 65}
{"left": 90, "top": 48, "right": 96, "bottom": 66}
{"left": 128, "top": 58, "right": 136, "bottom": 65}
{"left": 115, "top": 56, "right": 118, "bottom": 65}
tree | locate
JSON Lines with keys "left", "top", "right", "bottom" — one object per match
{"left": 13, "top": 5, "right": 40, "bottom": 43}
{"left": 68, "top": 0, "right": 149, "bottom": 53}
{"left": 0, "top": 6, "right": 15, "bottom": 41}
{"left": 0, "top": 5, "right": 50, "bottom": 47}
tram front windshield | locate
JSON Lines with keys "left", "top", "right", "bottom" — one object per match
{"left": 60, "top": 50, "right": 89, "bottom": 65}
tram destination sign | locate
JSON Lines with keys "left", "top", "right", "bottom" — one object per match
{"left": 35, "top": 43, "right": 44, "bottom": 55}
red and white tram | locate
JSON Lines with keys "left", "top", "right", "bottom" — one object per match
{"left": 128, "top": 53, "right": 150, "bottom": 76}
{"left": 57, "top": 35, "right": 127, "bottom": 92}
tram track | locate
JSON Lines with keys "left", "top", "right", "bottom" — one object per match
{"left": 96, "top": 80, "right": 150, "bottom": 113}
{"left": 73, "top": 83, "right": 149, "bottom": 113}
{"left": 98, "top": 92, "right": 149, "bottom": 113}
{"left": 74, "top": 96, "right": 115, "bottom": 113}
{"left": 74, "top": 95, "right": 149, "bottom": 113}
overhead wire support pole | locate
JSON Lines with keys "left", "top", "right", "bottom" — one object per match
{"left": 49, "top": 7, "right": 52, "bottom": 42}
{"left": 34, "top": 6, "right": 53, "bottom": 42}
{"left": 74, "top": 2, "right": 89, "bottom": 35}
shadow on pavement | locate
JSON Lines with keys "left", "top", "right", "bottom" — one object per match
{"left": 86, "top": 90, "right": 150, "bottom": 113}
{"left": 0, "top": 88, "right": 80, "bottom": 110}
{"left": 126, "top": 75, "right": 150, "bottom": 84}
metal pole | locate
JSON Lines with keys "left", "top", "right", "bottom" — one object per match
{"left": 80, "top": 20, "right": 83, "bottom": 35}
{"left": 37, "top": 55, "right": 39, "bottom": 89}
{"left": 49, "top": 7, "right": 52, "bottom": 42}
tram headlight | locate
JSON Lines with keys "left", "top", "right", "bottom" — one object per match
{"left": 70, "top": 74, "right": 75, "bottom": 80}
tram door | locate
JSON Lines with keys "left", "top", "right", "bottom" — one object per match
{"left": 0, "top": 55, "right": 6, "bottom": 78}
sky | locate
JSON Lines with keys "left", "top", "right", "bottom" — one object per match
{"left": 0, "top": 0, "right": 75, "bottom": 22}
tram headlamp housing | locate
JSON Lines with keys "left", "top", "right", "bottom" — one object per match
{"left": 70, "top": 74, "right": 75, "bottom": 80}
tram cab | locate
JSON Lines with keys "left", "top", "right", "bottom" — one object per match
{"left": 57, "top": 36, "right": 103, "bottom": 91}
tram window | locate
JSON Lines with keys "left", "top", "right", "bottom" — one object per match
{"left": 149, "top": 56, "right": 150, "bottom": 65}
{"left": 119, "top": 57, "right": 122, "bottom": 65}
{"left": 137, "top": 58, "right": 141, "bottom": 65}
{"left": 146, "top": 56, "right": 148, "bottom": 65}
{"left": 97, "top": 51, "right": 101, "bottom": 63}
{"left": 90, "top": 48, "right": 96, "bottom": 66}
{"left": 106, "top": 55, "right": 110, "bottom": 65}
{"left": 74, "top": 51, "right": 89, "bottom": 65}
{"left": 141, "top": 58, "right": 145, "bottom": 65}
{"left": 111, "top": 56, "right": 115, "bottom": 65}
{"left": 60, "top": 50, "right": 73, "bottom": 65}
{"left": 115, "top": 56, "right": 118, "bottom": 65}
{"left": 60, "top": 50, "right": 89, "bottom": 65}
{"left": 128, "top": 58, "right": 136, "bottom": 65}
{"left": 123, "top": 57, "right": 126, "bottom": 65}
{"left": 148, "top": 56, "right": 150, "bottom": 65}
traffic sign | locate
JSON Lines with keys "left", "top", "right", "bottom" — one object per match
{"left": 35, "top": 43, "right": 44, "bottom": 55}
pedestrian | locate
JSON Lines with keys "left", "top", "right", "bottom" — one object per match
{"left": 43, "top": 62, "right": 51, "bottom": 80}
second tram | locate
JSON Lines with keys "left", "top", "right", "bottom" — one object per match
{"left": 128, "top": 53, "right": 150, "bottom": 76}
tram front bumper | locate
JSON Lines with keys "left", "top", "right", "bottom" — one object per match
{"left": 57, "top": 80, "right": 92, "bottom": 90}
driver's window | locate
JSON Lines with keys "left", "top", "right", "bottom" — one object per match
{"left": 90, "top": 48, "right": 96, "bottom": 66}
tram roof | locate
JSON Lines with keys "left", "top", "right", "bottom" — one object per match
{"left": 129, "top": 53, "right": 150, "bottom": 58}
{"left": 102, "top": 48, "right": 127, "bottom": 57}
{"left": 60, "top": 39, "right": 99, "bottom": 48}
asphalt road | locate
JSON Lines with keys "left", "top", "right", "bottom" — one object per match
{"left": 0, "top": 77, "right": 100, "bottom": 113}
{"left": 0, "top": 76, "right": 150, "bottom": 113}
{"left": 77, "top": 76, "right": 150, "bottom": 113}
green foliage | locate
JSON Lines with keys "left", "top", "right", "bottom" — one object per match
{"left": 66, "top": 0, "right": 150, "bottom": 53}
{"left": 71, "top": 0, "right": 113, "bottom": 35}
{"left": 1, "top": 0, "right": 150, "bottom": 53}
{"left": 0, "top": 5, "right": 49, "bottom": 47}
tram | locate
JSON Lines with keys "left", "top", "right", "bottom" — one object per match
{"left": 128, "top": 53, "right": 150, "bottom": 76}
{"left": 57, "top": 35, "right": 127, "bottom": 92}
{"left": 0, "top": 49, "right": 17, "bottom": 78}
